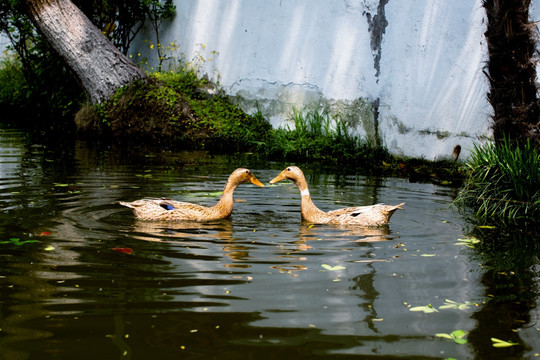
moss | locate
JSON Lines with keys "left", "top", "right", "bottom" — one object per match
{"left": 75, "top": 71, "right": 272, "bottom": 151}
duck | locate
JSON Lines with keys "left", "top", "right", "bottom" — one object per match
{"left": 270, "top": 166, "right": 404, "bottom": 226}
{"left": 120, "top": 168, "right": 264, "bottom": 221}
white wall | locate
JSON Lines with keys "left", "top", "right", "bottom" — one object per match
{"left": 133, "top": 0, "right": 499, "bottom": 160}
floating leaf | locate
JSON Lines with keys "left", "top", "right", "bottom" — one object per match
{"left": 16, "top": 239, "right": 38, "bottom": 245}
{"left": 135, "top": 173, "right": 153, "bottom": 178}
{"left": 44, "top": 246, "right": 55, "bottom": 251}
{"left": 112, "top": 247, "right": 134, "bottom": 255}
{"left": 410, "top": 304, "right": 438, "bottom": 313}
{"left": 421, "top": 254, "right": 437, "bottom": 257}
{"left": 491, "top": 338, "right": 519, "bottom": 348}
{"left": 1, "top": 238, "right": 39, "bottom": 246}
{"left": 321, "top": 264, "right": 346, "bottom": 271}
{"left": 439, "top": 299, "right": 473, "bottom": 311}
{"left": 436, "top": 330, "right": 468, "bottom": 344}
{"left": 477, "top": 225, "right": 496, "bottom": 229}
{"left": 455, "top": 237, "right": 480, "bottom": 247}
{"left": 39, "top": 232, "right": 52, "bottom": 236}
{"left": 53, "top": 183, "right": 69, "bottom": 187}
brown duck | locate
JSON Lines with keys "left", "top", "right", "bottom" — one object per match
{"left": 120, "top": 168, "right": 264, "bottom": 221}
{"left": 270, "top": 166, "right": 404, "bottom": 226}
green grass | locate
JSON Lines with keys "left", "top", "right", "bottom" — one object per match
{"left": 262, "top": 107, "right": 390, "bottom": 166}
{"left": 454, "top": 137, "right": 540, "bottom": 226}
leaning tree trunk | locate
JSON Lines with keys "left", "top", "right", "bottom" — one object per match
{"left": 25, "top": 0, "right": 147, "bottom": 104}
{"left": 483, "top": 0, "right": 540, "bottom": 146}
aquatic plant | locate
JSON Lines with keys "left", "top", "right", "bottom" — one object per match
{"left": 455, "top": 137, "right": 540, "bottom": 226}
{"left": 263, "top": 107, "right": 390, "bottom": 166}
{"left": 436, "top": 330, "right": 468, "bottom": 345}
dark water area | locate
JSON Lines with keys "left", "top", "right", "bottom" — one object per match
{"left": 0, "top": 124, "right": 538, "bottom": 359}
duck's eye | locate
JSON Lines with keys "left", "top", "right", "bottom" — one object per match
{"left": 286, "top": 167, "right": 291, "bottom": 171}
{"left": 245, "top": 170, "right": 250, "bottom": 174}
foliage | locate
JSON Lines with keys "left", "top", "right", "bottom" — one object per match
{"left": 0, "top": 0, "right": 175, "bottom": 121}
{"left": 0, "top": 53, "right": 28, "bottom": 106}
{"left": 143, "top": 0, "right": 176, "bottom": 71}
{"left": 76, "top": 0, "right": 174, "bottom": 56}
{"left": 455, "top": 137, "right": 540, "bottom": 226}
{"left": 262, "top": 108, "right": 390, "bottom": 167}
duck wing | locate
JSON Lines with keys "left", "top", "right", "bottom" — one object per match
{"left": 326, "top": 204, "right": 380, "bottom": 217}
{"left": 156, "top": 199, "right": 205, "bottom": 211}
{"left": 328, "top": 203, "right": 404, "bottom": 226}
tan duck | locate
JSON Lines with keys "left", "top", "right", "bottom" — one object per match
{"left": 120, "top": 168, "right": 264, "bottom": 221}
{"left": 270, "top": 166, "right": 404, "bottom": 226}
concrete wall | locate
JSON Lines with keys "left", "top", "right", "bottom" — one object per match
{"left": 132, "top": 1, "right": 531, "bottom": 159}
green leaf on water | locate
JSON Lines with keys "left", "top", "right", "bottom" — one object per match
{"left": 491, "top": 338, "right": 519, "bottom": 347}
{"left": 436, "top": 330, "right": 468, "bottom": 344}
{"left": 455, "top": 237, "right": 480, "bottom": 247}
{"left": 321, "top": 264, "right": 346, "bottom": 271}
{"left": 439, "top": 299, "right": 473, "bottom": 311}
{"left": 15, "top": 239, "right": 39, "bottom": 245}
{"left": 410, "top": 304, "right": 438, "bottom": 313}
{"left": 1, "top": 238, "right": 39, "bottom": 246}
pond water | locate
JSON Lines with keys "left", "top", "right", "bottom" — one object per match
{"left": 0, "top": 125, "right": 538, "bottom": 359}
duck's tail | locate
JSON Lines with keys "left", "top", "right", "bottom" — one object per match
{"left": 386, "top": 202, "right": 405, "bottom": 217}
{"left": 119, "top": 201, "right": 135, "bottom": 209}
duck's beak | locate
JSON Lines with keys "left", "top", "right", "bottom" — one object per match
{"left": 269, "top": 171, "right": 286, "bottom": 184}
{"left": 250, "top": 175, "right": 264, "bottom": 187}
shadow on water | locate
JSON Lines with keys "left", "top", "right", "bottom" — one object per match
{"left": 0, "top": 125, "right": 539, "bottom": 359}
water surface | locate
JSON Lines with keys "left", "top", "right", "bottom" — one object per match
{"left": 0, "top": 126, "right": 538, "bottom": 359}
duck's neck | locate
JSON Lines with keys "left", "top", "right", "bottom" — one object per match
{"left": 295, "top": 177, "right": 326, "bottom": 221}
{"left": 211, "top": 179, "right": 237, "bottom": 217}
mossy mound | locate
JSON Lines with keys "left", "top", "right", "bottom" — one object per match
{"left": 75, "top": 72, "right": 272, "bottom": 151}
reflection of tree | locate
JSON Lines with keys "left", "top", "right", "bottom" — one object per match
{"left": 350, "top": 264, "right": 380, "bottom": 333}
{"left": 467, "top": 230, "right": 538, "bottom": 359}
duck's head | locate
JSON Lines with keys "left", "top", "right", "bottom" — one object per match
{"left": 230, "top": 168, "right": 264, "bottom": 187}
{"left": 270, "top": 166, "right": 304, "bottom": 185}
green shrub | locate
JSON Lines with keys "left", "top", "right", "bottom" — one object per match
{"left": 0, "top": 54, "right": 30, "bottom": 106}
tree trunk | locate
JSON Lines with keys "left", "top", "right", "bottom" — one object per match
{"left": 483, "top": 0, "right": 540, "bottom": 146}
{"left": 25, "top": 0, "right": 147, "bottom": 104}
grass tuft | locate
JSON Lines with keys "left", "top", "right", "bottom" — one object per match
{"left": 454, "top": 137, "right": 540, "bottom": 226}
{"left": 262, "top": 108, "right": 389, "bottom": 166}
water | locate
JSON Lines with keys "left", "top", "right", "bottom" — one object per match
{"left": 0, "top": 125, "right": 538, "bottom": 359}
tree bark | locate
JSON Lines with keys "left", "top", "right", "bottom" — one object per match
{"left": 25, "top": 0, "right": 148, "bottom": 104}
{"left": 483, "top": 0, "right": 540, "bottom": 146}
